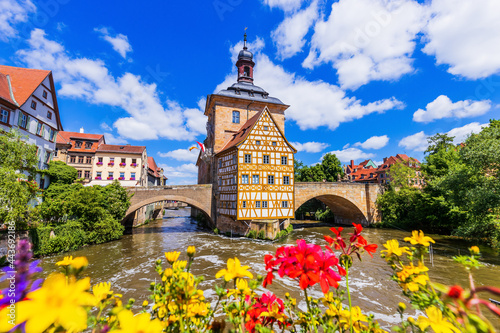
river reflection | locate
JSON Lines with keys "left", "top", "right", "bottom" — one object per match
{"left": 39, "top": 208, "right": 500, "bottom": 330}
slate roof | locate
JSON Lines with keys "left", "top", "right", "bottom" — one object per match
{"left": 215, "top": 81, "right": 285, "bottom": 105}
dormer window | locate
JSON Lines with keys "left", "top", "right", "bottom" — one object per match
{"left": 85, "top": 142, "right": 92, "bottom": 149}
{"left": 232, "top": 111, "right": 240, "bottom": 124}
{"left": 31, "top": 101, "right": 37, "bottom": 110}
{"left": 75, "top": 141, "right": 82, "bottom": 148}
{"left": 42, "top": 90, "right": 47, "bottom": 99}
{"left": 264, "top": 126, "right": 268, "bottom": 131}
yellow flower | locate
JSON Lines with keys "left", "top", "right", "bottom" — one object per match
{"left": 163, "top": 268, "right": 173, "bottom": 277}
{"left": 398, "top": 302, "right": 406, "bottom": 312}
{"left": 93, "top": 282, "right": 113, "bottom": 302}
{"left": 350, "top": 306, "right": 368, "bottom": 323}
{"left": 0, "top": 273, "right": 95, "bottom": 333}
{"left": 215, "top": 257, "right": 253, "bottom": 281}
{"left": 55, "top": 256, "right": 89, "bottom": 269}
{"left": 187, "top": 245, "right": 196, "bottom": 257}
{"left": 173, "top": 260, "right": 187, "bottom": 270}
{"left": 260, "top": 302, "right": 287, "bottom": 322}
{"left": 227, "top": 278, "right": 252, "bottom": 297}
{"left": 418, "top": 306, "right": 460, "bottom": 333}
{"left": 143, "top": 300, "right": 149, "bottom": 307}
{"left": 114, "top": 309, "right": 163, "bottom": 333}
{"left": 381, "top": 240, "right": 410, "bottom": 257}
{"left": 469, "top": 246, "right": 480, "bottom": 254}
{"left": 165, "top": 251, "right": 181, "bottom": 264}
{"left": 404, "top": 230, "right": 435, "bottom": 247}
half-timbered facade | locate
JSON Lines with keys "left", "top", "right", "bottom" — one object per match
{"left": 216, "top": 108, "right": 295, "bottom": 221}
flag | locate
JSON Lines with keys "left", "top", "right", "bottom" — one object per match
{"left": 196, "top": 141, "right": 205, "bottom": 152}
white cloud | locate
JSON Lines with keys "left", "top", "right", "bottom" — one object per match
{"left": 398, "top": 131, "right": 428, "bottom": 152}
{"left": 263, "top": 0, "right": 304, "bottom": 12}
{"left": 290, "top": 141, "right": 329, "bottom": 153}
{"left": 0, "top": 0, "right": 35, "bottom": 41}
{"left": 354, "top": 135, "right": 389, "bottom": 149}
{"left": 95, "top": 27, "right": 133, "bottom": 59}
{"left": 215, "top": 40, "right": 404, "bottom": 131}
{"left": 398, "top": 122, "right": 488, "bottom": 151}
{"left": 272, "top": 0, "right": 319, "bottom": 59}
{"left": 303, "top": 0, "right": 427, "bottom": 90}
{"left": 158, "top": 148, "right": 199, "bottom": 163}
{"left": 17, "top": 29, "right": 206, "bottom": 141}
{"left": 104, "top": 132, "right": 127, "bottom": 145}
{"left": 324, "top": 147, "right": 375, "bottom": 163}
{"left": 100, "top": 122, "right": 113, "bottom": 131}
{"left": 423, "top": 0, "right": 500, "bottom": 79}
{"left": 413, "top": 95, "right": 492, "bottom": 123}
{"left": 159, "top": 163, "right": 198, "bottom": 185}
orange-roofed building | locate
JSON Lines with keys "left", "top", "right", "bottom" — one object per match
{"left": 53, "top": 129, "right": 105, "bottom": 183}
{"left": 147, "top": 156, "right": 166, "bottom": 186}
{"left": 345, "top": 159, "right": 378, "bottom": 183}
{"left": 93, "top": 144, "right": 148, "bottom": 187}
{"left": 0, "top": 65, "right": 64, "bottom": 189}
{"left": 375, "top": 154, "right": 424, "bottom": 187}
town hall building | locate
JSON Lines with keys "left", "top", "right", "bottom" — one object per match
{"left": 196, "top": 35, "right": 296, "bottom": 237}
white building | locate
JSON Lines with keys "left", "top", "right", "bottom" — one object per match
{"left": 0, "top": 65, "right": 64, "bottom": 188}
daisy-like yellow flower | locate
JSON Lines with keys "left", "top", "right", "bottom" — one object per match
{"left": 0, "top": 273, "right": 95, "bottom": 333}
{"left": 404, "top": 230, "right": 435, "bottom": 247}
{"left": 260, "top": 302, "right": 287, "bottom": 322}
{"left": 173, "top": 260, "right": 187, "bottom": 270}
{"left": 381, "top": 239, "right": 410, "bottom": 257}
{"left": 165, "top": 251, "right": 181, "bottom": 264}
{"left": 55, "top": 256, "right": 89, "bottom": 269}
{"left": 142, "top": 300, "right": 149, "bottom": 307}
{"left": 418, "top": 306, "right": 460, "bottom": 333}
{"left": 187, "top": 246, "right": 196, "bottom": 257}
{"left": 114, "top": 310, "right": 163, "bottom": 333}
{"left": 227, "top": 278, "right": 252, "bottom": 297}
{"left": 93, "top": 282, "right": 113, "bottom": 302}
{"left": 215, "top": 257, "right": 253, "bottom": 281}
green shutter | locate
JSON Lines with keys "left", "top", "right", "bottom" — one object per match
{"left": 41, "top": 124, "right": 45, "bottom": 138}
{"left": 17, "top": 112, "right": 23, "bottom": 126}
{"left": 26, "top": 116, "right": 31, "bottom": 130}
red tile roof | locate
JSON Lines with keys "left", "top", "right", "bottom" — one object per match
{"left": 58, "top": 131, "right": 105, "bottom": 153}
{"left": 97, "top": 144, "right": 145, "bottom": 154}
{"left": 375, "top": 154, "right": 420, "bottom": 173}
{"left": 0, "top": 65, "right": 50, "bottom": 106}
{"left": 147, "top": 156, "right": 160, "bottom": 177}
{"left": 0, "top": 73, "right": 17, "bottom": 107}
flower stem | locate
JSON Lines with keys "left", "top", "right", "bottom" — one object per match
{"left": 345, "top": 266, "right": 353, "bottom": 333}
{"left": 303, "top": 288, "right": 318, "bottom": 333}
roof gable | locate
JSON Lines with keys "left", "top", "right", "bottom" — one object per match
{"left": 0, "top": 65, "right": 50, "bottom": 106}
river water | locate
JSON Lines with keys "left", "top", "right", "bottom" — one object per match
{"left": 38, "top": 208, "right": 500, "bottom": 330}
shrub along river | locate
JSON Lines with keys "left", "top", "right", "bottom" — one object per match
{"left": 39, "top": 208, "right": 500, "bottom": 330}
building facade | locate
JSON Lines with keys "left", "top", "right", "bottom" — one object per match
{"left": 93, "top": 144, "right": 148, "bottom": 187}
{"left": 197, "top": 35, "right": 295, "bottom": 237}
{"left": 0, "top": 65, "right": 64, "bottom": 189}
{"left": 345, "top": 159, "right": 379, "bottom": 183}
{"left": 147, "top": 156, "right": 167, "bottom": 186}
{"left": 54, "top": 130, "right": 105, "bottom": 183}
{"left": 375, "top": 154, "right": 424, "bottom": 187}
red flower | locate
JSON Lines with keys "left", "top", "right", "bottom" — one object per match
{"left": 350, "top": 223, "right": 363, "bottom": 242}
{"left": 448, "top": 285, "right": 463, "bottom": 299}
{"left": 316, "top": 250, "right": 342, "bottom": 293}
{"left": 245, "top": 292, "right": 287, "bottom": 333}
{"left": 325, "top": 227, "right": 346, "bottom": 250}
{"left": 356, "top": 236, "right": 378, "bottom": 258}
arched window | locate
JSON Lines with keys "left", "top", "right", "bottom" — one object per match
{"left": 244, "top": 66, "right": 250, "bottom": 76}
{"left": 232, "top": 110, "right": 240, "bottom": 123}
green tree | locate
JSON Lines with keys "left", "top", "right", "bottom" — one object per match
{"left": 44, "top": 160, "right": 78, "bottom": 184}
{"left": 387, "top": 160, "right": 415, "bottom": 188}
{"left": 99, "top": 180, "right": 132, "bottom": 220}
{"left": 0, "top": 129, "right": 40, "bottom": 227}
{"left": 320, "top": 153, "right": 343, "bottom": 182}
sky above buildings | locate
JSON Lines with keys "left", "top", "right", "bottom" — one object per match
{"left": 1, "top": 0, "right": 499, "bottom": 184}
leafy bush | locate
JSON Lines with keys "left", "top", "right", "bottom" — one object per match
{"left": 257, "top": 230, "right": 265, "bottom": 240}
{"left": 31, "top": 221, "right": 88, "bottom": 256}
{"left": 246, "top": 230, "right": 257, "bottom": 239}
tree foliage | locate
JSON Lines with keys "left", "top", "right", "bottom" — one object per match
{"left": 0, "top": 129, "right": 40, "bottom": 228}
{"left": 377, "top": 119, "right": 500, "bottom": 248}
{"left": 44, "top": 160, "right": 78, "bottom": 185}
{"left": 295, "top": 153, "right": 343, "bottom": 182}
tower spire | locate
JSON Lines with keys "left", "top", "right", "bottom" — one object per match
{"left": 236, "top": 29, "right": 255, "bottom": 83}
{"left": 243, "top": 29, "right": 247, "bottom": 50}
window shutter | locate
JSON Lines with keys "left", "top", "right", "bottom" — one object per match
{"left": 26, "top": 116, "right": 31, "bottom": 130}
{"left": 41, "top": 124, "right": 45, "bottom": 138}
{"left": 49, "top": 152, "right": 54, "bottom": 161}
{"left": 17, "top": 112, "right": 23, "bottom": 126}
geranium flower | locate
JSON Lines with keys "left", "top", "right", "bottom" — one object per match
{"left": 350, "top": 223, "right": 363, "bottom": 242}
{"left": 381, "top": 240, "right": 410, "bottom": 257}
{"left": 404, "top": 230, "right": 435, "bottom": 247}
{"left": 325, "top": 227, "right": 346, "bottom": 250}
{"left": 0, "top": 273, "right": 95, "bottom": 333}
{"left": 447, "top": 285, "right": 463, "bottom": 299}
{"left": 418, "top": 306, "right": 461, "bottom": 333}
{"left": 316, "top": 250, "right": 342, "bottom": 293}
{"left": 356, "top": 236, "right": 378, "bottom": 258}
{"left": 216, "top": 257, "right": 253, "bottom": 281}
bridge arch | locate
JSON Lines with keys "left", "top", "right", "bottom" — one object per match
{"left": 294, "top": 182, "right": 380, "bottom": 226}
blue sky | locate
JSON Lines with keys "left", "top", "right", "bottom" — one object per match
{"left": 1, "top": 0, "right": 499, "bottom": 184}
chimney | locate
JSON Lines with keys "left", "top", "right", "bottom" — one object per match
{"left": 350, "top": 160, "right": 354, "bottom": 169}
{"left": 383, "top": 157, "right": 387, "bottom": 163}
{"left": 80, "top": 127, "right": 84, "bottom": 133}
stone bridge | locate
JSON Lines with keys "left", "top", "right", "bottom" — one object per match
{"left": 123, "top": 182, "right": 381, "bottom": 227}
{"left": 295, "top": 182, "right": 381, "bottom": 225}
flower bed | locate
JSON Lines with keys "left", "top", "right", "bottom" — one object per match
{"left": 130, "top": 163, "right": 137, "bottom": 167}
{"left": 119, "top": 163, "right": 126, "bottom": 166}
{"left": 118, "top": 177, "right": 125, "bottom": 180}
{"left": 1, "top": 228, "right": 498, "bottom": 333}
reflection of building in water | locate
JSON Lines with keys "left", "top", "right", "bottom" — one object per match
{"left": 196, "top": 34, "right": 296, "bottom": 239}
